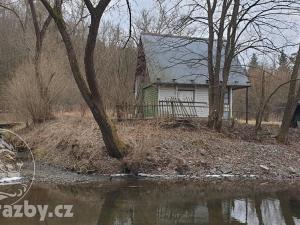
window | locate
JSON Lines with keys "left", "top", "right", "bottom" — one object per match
{"left": 177, "top": 90, "right": 195, "bottom": 102}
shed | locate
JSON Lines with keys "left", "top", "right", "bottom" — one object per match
{"left": 134, "top": 33, "right": 250, "bottom": 118}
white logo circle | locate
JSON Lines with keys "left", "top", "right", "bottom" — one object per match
{"left": 0, "top": 129, "right": 35, "bottom": 205}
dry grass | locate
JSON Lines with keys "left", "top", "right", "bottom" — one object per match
{"left": 19, "top": 115, "right": 300, "bottom": 178}
{"left": 0, "top": 113, "right": 17, "bottom": 123}
{"left": 237, "top": 119, "right": 281, "bottom": 126}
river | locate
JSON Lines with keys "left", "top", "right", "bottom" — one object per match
{"left": 0, "top": 180, "right": 299, "bottom": 224}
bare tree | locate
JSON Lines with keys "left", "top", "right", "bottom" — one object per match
{"left": 39, "top": 0, "right": 129, "bottom": 159}
{"left": 179, "top": 0, "right": 300, "bottom": 131}
{"left": 255, "top": 78, "right": 300, "bottom": 132}
{"left": 277, "top": 44, "right": 300, "bottom": 143}
{"left": 0, "top": 1, "right": 28, "bottom": 111}
{"left": 27, "top": 0, "right": 58, "bottom": 122}
{"left": 95, "top": 24, "right": 136, "bottom": 109}
{"left": 133, "top": 0, "right": 195, "bottom": 43}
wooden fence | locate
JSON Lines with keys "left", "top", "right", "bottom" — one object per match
{"left": 116, "top": 100, "right": 230, "bottom": 120}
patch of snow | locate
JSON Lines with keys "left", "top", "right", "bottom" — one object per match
{"left": 0, "top": 177, "right": 22, "bottom": 184}
{"left": 222, "top": 174, "right": 235, "bottom": 177}
{"left": 138, "top": 173, "right": 167, "bottom": 178}
{"left": 249, "top": 175, "right": 257, "bottom": 178}
{"left": 110, "top": 174, "right": 131, "bottom": 177}
{"left": 205, "top": 175, "right": 222, "bottom": 178}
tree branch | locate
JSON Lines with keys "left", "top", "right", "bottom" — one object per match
{"left": 83, "top": 0, "right": 94, "bottom": 13}
{"left": 123, "top": 0, "right": 132, "bottom": 48}
{"left": 0, "top": 3, "right": 25, "bottom": 32}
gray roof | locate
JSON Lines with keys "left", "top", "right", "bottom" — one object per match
{"left": 141, "top": 33, "right": 250, "bottom": 88}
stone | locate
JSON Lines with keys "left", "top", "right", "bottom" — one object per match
{"left": 0, "top": 139, "right": 14, "bottom": 151}
{"left": 288, "top": 167, "right": 296, "bottom": 174}
{"left": 0, "top": 173, "right": 7, "bottom": 179}
{"left": 199, "top": 149, "right": 206, "bottom": 156}
{"left": 175, "top": 164, "right": 189, "bottom": 175}
{"left": 260, "top": 165, "right": 270, "bottom": 172}
{"left": 6, "top": 164, "right": 14, "bottom": 171}
{"left": 199, "top": 159, "right": 208, "bottom": 167}
{"left": 210, "top": 168, "right": 217, "bottom": 174}
{"left": 219, "top": 166, "right": 232, "bottom": 174}
{"left": 7, "top": 172, "right": 20, "bottom": 177}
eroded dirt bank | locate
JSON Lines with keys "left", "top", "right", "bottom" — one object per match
{"left": 18, "top": 116, "right": 300, "bottom": 182}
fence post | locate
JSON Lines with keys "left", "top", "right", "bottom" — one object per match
{"left": 171, "top": 101, "right": 175, "bottom": 117}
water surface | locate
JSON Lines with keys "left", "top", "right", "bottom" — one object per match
{"left": 0, "top": 180, "right": 299, "bottom": 225}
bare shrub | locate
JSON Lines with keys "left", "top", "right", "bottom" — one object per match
{"left": 79, "top": 102, "right": 89, "bottom": 118}
{"left": 6, "top": 61, "right": 63, "bottom": 123}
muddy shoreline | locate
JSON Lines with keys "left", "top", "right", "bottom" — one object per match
{"left": 21, "top": 161, "right": 300, "bottom": 185}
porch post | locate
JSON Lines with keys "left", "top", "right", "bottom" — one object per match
{"left": 246, "top": 87, "right": 249, "bottom": 124}
{"left": 229, "top": 87, "right": 233, "bottom": 119}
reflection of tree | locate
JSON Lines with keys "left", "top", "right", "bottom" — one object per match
{"left": 93, "top": 183, "right": 300, "bottom": 225}
{"left": 290, "top": 199, "right": 300, "bottom": 219}
{"left": 207, "top": 199, "right": 223, "bottom": 225}
{"left": 278, "top": 193, "right": 295, "bottom": 225}
{"left": 96, "top": 191, "right": 122, "bottom": 225}
{"left": 254, "top": 197, "right": 263, "bottom": 225}
{"left": 95, "top": 185, "right": 211, "bottom": 225}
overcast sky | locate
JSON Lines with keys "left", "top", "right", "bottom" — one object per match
{"left": 106, "top": 0, "right": 300, "bottom": 62}
{"left": 107, "top": 0, "right": 154, "bottom": 24}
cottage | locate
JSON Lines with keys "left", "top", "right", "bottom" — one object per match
{"left": 134, "top": 33, "right": 250, "bottom": 119}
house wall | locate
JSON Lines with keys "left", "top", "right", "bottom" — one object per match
{"left": 144, "top": 85, "right": 158, "bottom": 105}
{"left": 158, "top": 86, "right": 209, "bottom": 102}
{"left": 158, "top": 85, "right": 210, "bottom": 117}
{"left": 157, "top": 85, "right": 232, "bottom": 119}
{"left": 158, "top": 86, "right": 177, "bottom": 101}
{"left": 195, "top": 87, "right": 209, "bottom": 117}
{"left": 143, "top": 85, "right": 158, "bottom": 117}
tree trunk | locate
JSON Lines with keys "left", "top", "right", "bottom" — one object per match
{"left": 89, "top": 100, "right": 127, "bottom": 159}
{"left": 207, "top": 0, "right": 239, "bottom": 132}
{"left": 206, "top": 0, "right": 216, "bottom": 129}
{"left": 277, "top": 97, "right": 298, "bottom": 143}
{"left": 215, "top": 87, "right": 226, "bottom": 132}
{"left": 277, "top": 44, "right": 300, "bottom": 143}
{"left": 28, "top": 0, "right": 53, "bottom": 123}
{"left": 40, "top": 0, "right": 127, "bottom": 159}
{"left": 255, "top": 70, "right": 266, "bottom": 129}
{"left": 33, "top": 42, "right": 52, "bottom": 123}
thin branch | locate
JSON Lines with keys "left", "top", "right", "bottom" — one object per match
{"left": 123, "top": 0, "right": 132, "bottom": 48}
{"left": 0, "top": 3, "right": 25, "bottom": 32}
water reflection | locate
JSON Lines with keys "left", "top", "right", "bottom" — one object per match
{"left": 0, "top": 181, "right": 299, "bottom": 225}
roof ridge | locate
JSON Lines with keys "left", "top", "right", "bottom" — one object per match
{"left": 141, "top": 32, "right": 209, "bottom": 42}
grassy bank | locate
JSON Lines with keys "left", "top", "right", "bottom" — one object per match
{"left": 19, "top": 115, "right": 300, "bottom": 180}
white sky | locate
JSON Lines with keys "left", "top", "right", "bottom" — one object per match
{"left": 105, "top": 0, "right": 300, "bottom": 62}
